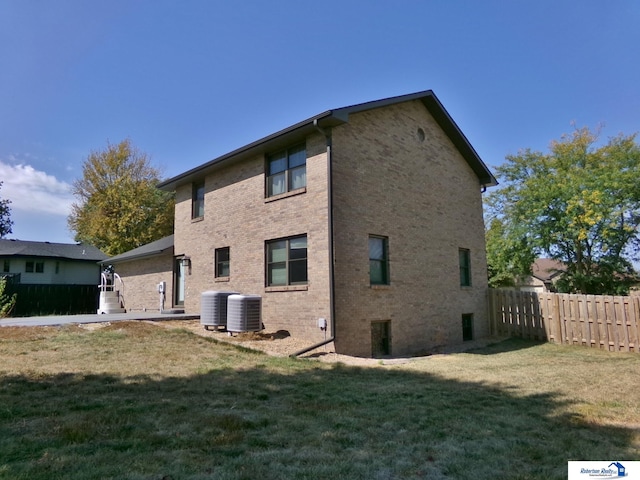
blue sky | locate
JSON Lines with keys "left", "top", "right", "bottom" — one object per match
{"left": 1, "top": 0, "right": 638, "bottom": 244}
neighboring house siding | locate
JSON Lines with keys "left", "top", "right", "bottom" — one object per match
{"left": 174, "top": 132, "right": 332, "bottom": 341}
{"left": 60, "top": 261, "right": 102, "bottom": 285}
{"left": 517, "top": 276, "right": 548, "bottom": 293}
{"left": 331, "top": 100, "right": 489, "bottom": 356}
{"left": 111, "top": 254, "right": 174, "bottom": 312}
{"left": 0, "top": 257, "right": 100, "bottom": 285}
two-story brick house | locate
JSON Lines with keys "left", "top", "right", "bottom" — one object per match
{"left": 156, "top": 90, "right": 496, "bottom": 357}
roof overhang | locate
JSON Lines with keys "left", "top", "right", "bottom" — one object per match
{"left": 157, "top": 90, "right": 497, "bottom": 191}
{"left": 100, "top": 235, "right": 174, "bottom": 265}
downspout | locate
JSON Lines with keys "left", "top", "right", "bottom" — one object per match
{"left": 291, "top": 120, "right": 336, "bottom": 357}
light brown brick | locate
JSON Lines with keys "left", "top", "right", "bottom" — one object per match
{"left": 169, "top": 98, "right": 491, "bottom": 357}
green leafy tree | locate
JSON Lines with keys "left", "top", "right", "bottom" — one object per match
{"left": 68, "top": 139, "right": 174, "bottom": 256}
{"left": 485, "top": 218, "right": 534, "bottom": 289}
{"left": 485, "top": 127, "right": 640, "bottom": 294}
{"left": 0, "top": 181, "right": 13, "bottom": 238}
{"left": 0, "top": 277, "right": 17, "bottom": 317}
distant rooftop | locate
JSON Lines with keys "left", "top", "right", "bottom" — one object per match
{"left": 0, "top": 239, "right": 107, "bottom": 262}
{"left": 532, "top": 258, "right": 566, "bottom": 282}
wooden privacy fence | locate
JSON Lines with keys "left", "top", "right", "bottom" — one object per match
{"left": 5, "top": 284, "right": 99, "bottom": 317}
{"left": 489, "top": 289, "right": 640, "bottom": 353}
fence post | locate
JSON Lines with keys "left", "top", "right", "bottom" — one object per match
{"left": 487, "top": 288, "right": 498, "bottom": 336}
{"left": 620, "top": 297, "right": 632, "bottom": 352}
{"left": 631, "top": 297, "right": 640, "bottom": 353}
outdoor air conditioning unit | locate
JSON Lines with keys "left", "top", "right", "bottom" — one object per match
{"left": 200, "top": 291, "right": 238, "bottom": 331}
{"left": 227, "top": 294, "right": 262, "bottom": 333}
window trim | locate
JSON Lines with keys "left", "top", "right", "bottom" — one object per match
{"left": 214, "top": 247, "right": 230, "bottom": 278}
{"left": 265, "top": 234, "right": 308, "bottom": 287}
{"left": 369, "top": 235, "right": 390, "bottom": 286}
{"left": 191, "top": 180, "right": 205, "bottom": 219}
{"left": 459, "top": 248, "right": 471, "bottom": 287}
{"left": 265, "top": 144, "right": 307, "bottom": 198}
{"left": 25, "top": 260, "right": 44, "bottom": 273}
{"left": 173, "top": 256, "right": 185, "bottom": 307}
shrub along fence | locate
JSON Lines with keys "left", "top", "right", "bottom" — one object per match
{"left": 489, "top": 289, "right": 640, "bottom": 353}
{"left": 5, "top": 284, "right": 99, "bottom": 317}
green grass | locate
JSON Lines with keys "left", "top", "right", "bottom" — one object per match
{"left": 0, "top": 322, "right": 638, "bottom": 479}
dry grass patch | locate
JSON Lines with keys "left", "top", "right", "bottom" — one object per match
{"left": 0, "top": 322, "right": 638, "bottom": 480}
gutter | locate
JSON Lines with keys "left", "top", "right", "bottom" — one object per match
{"left": 290, "top": 120, "right": 336, "bottom": 358}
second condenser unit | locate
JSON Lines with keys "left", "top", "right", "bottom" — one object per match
{"left": 227, "top": 294, "right": 262, "bottom": 333}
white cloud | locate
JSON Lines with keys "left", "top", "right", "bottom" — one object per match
{"left": 0, "top": 161, "right": 74, "bottom": 216}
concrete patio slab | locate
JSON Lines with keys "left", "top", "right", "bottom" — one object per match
{"left": 0, "top": 312, "right": 199, "bottom": 327}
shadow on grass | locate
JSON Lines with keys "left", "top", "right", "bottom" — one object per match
{"left": 465, "top": 337, "right": 547, "bottom": 355}
{"left": 0, "top": 355, "right": 637, "bottom": 479}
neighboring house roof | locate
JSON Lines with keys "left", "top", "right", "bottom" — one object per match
{"left": 0, "top": 239, "right": 107, "bottom": 262}
{"left": 531, "top": 258, "right": 565, "bottom": 282}
{"left": 101, "top": 235, "right": 174, "bottom": 265}
{"left": 157, "top": 90, "right": 497, "bottom": 191}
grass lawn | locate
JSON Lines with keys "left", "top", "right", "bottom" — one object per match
{"left": 0, "top": 321, "right": 638, "bottom": 480}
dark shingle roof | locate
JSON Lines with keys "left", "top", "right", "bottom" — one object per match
{"left": 157, "top": 90, "right": 497, "bottom": 191}
{"left": 0, "top": 239, "right": 107, "bottom": 261}
{"left": 101, "top": 235, "right": 174, "bottom": 265}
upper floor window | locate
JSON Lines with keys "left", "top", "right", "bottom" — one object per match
{"left": 266, "top": 144, "right": 306, "bottom": 197}
{"left": 266, "top": 235, "right": 307, "bottom": 286}
{"left": 369, "top": 236, "right": 389, "bottom": 285}
{"left": 459, "top": 248, "right": 471, "bottom": 286}
{"left": 192, "top": 180, "right": 205, "bottom": 219}
{"left": 215, "top": 247, "right": 230, "bottom": 278}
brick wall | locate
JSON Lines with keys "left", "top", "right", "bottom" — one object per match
{"left": 171, "top": 98, "right": 491, "bottom": 357}
{"left": 331, "top": 100, "right": 490, "bottom": 357}
{"left": 173, "top": 133, "right": 332, "bottom": 342}
{"left": 112, "top": 253, "right": 174, "bottom": 312}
